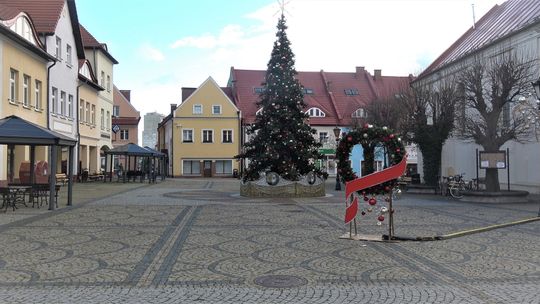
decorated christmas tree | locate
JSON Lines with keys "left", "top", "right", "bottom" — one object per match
{"left": 236, "top": 14, "right": 323, "bottom": 181}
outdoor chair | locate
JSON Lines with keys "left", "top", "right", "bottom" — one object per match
{"left": 0, "top": 187, "right": 14, "bottom": 212}
{"left": 31, "top": 184, "right": 49, "bottom": 208}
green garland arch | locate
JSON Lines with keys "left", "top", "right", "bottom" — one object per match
{"left": 336, "top": 124, "right": 406, "bottom": 196}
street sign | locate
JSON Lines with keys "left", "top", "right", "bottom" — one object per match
{"left": 112, "top": 124, "right": 120, "bottom": 133}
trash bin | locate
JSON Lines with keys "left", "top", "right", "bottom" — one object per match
{"left": 411, "top": 173, "right": 420, "bottom": 184}
{"left": 233, "top": 169, "right": 239, "bottom": 178}
{"left": 81, "top": 170, "right": 89, "bottom": 182}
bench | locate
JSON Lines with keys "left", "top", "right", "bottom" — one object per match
{"left": 88, "top": 174, "right": 104, "bottom": 182}
{"left": 55, "top": 173, "right": 68, "bottom": 185}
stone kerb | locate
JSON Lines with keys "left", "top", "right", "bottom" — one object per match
{"left": 461, "top": 190, "right": 529, "bottom": 203}
{"left": 240, "top": 175, "right": 325, "bottom": 198}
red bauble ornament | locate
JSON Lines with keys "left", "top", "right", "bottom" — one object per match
{"left": 368, "top": 198, "right": 377, "bottom": 205}
{"left": 389, "top": 134, "right": 395, "bottom": 139}
{"left": 347, "top": 136, "right": 352, "bottom": 142}
{"left": 363, "top": 123, "right": 369, "bottom": 129}
{"left": 378, "top": 215, "right": 385, "bottom": 221}
{"left": 396, "top": 148, "right": 401, "bottom": 153}
{"left": 384, "top": 186, "right": 391, "bottom": 192}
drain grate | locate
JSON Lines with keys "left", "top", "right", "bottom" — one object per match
{"left": 254, "top": 275, "right": 307, "bottom": 288}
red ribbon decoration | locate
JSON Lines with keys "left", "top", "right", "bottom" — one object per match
{"left": 344, "top": 155, "right": 407, "bottom": 223}
{"left": 344, "top": 197, "right": 358, "bottom": 224}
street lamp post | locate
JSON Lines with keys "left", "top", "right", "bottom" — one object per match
{"left": 531, "top": 78, "right": 540, "bottom": 217}
{"left": 333, "top": 127, "right": 341, "bottom": 191}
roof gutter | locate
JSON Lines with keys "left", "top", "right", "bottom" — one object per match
{"left": 47, "top": 60, "right": 57, "bottom": 130}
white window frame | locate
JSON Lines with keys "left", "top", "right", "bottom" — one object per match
{"left": 85, "top": 102, "right": 90, "bottom": 123}
{"left": 182, "top": 160, "right": 201, "bottom": 175}
{"left": 307, "top": 107, "right": 325, "bottom": 117}
{"left": 352, "top": 108, "right": 367, "bottom": 118}
{"left": 52, "top": 87, "right": 58, "bottom": 113}
{"left": 60, "top": 91, "right": 66, "bottom": 116}
{"left": 101, "top": 108, "right": 105, "bottom": 130}
{"left": 222, "top": 129, "right": 233, "bottom": 143}
{"left": 215, "top": 160, "right": 233, "bottom": 174}
{"left": 100, "top": 71, "right": 105, "bottom": 87}
{"left": 120, "top": 129, "right": 129, "bottom": 140}
{"left": 68, "top": 95, "right": 73, "bottom": 118}
{"left": 79, "top": 99, "right": 85, "bottom": 123}
{"left": 182, "top": 129, "right": 194, "bottom": 143}
{"left": 319, "top": 131, "right": 328, "bottom": 143}
{"left": 55, "top": 36, "right": 62, "bottom": 59}
{"left": 107, "top": 75, "right": 111, "bottom": 92}
{"left": 212, "top": 105, "right": 222, "bottom": 115}
{"left": 113, "top": 105, "right": 120, "bottom": 117}
{"left": 23, "top": 74, "right": 30, "bottom": 107}
{"left": 9, "top": 69, "right": 18, "bottom": 103}
{"left": 66, "top": 44, "right": 72, "bottom": 66}
{"left": 202, "top": 129, "right": 213, "bottom": 143}
{"left": 106, "top": 111, "right": 111, "bottom": 130}
{"left": 193, "top": 104, "right": 203, "bottom": 115}
{"left": 34, "top": 80, "right": 42, "bottom": 110}
{"left": 91, "top": 104, "right": 96, "bottom": 125}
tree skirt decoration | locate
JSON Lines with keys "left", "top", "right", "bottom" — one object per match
{"left": 336, "top": 124, "right": 407, "bottom": 240}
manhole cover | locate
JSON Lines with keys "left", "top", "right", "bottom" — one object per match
{"left": 254, "top": 275, "right": 307, "bottom": 288}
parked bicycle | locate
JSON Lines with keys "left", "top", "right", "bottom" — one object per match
{"left": 446, "top": 173, "right": 473, "bottom": 199}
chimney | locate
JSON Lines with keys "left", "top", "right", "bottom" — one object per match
{"left": 170, "top": 103, "right": 177, "bottom": 114}
{"left": 374, "top": 69, "right": 382, "bottom": 80}
{"left": 355, "top": 66, "right": 365, "bottom": 78}
{"left": 120, "top": 90, "right": 131, "bottom": 102}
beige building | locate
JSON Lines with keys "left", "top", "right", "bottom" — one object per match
{"left": 78, "top": 59, "right": 104, "bottom": 175}
{"left": 0, "top": 10, "right": 54, "bottom": 182}
{"left": 162, "top": 77, "right": 241, "bottom": 177}
{"left": 80, "top": 24, "right": 118, "bottom": 171}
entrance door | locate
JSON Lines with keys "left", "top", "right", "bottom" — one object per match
{"left": 203, "top": 160, "right": 212, "bottom": 177}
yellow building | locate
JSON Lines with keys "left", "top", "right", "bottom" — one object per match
{"left": 78, "top": 59, "right": 104, "bottom": 176}
{"left": 171, "top": 77, "right": 241, "bottom": 177}
{"left": 0, "top": 11, "right": 54, "bottom": 182}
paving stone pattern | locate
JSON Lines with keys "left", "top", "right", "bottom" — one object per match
{"left": 0, "top": 178, "right": 538, "bottom": 303}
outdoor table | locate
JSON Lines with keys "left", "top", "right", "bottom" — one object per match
{"left": 1, "top": 185, "right": 31, "bottom": 211}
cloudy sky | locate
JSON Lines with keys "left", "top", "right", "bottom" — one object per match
{"left": 77, "top": 0, "right": 503, "bottom": 142}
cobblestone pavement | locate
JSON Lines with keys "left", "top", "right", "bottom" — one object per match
{"left": 0, "top": 178, "right": 538, "bottom": 303}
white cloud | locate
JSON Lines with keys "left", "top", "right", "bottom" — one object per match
{"left": 170, "top": 25, "right": 246, "bottom": 49}
{"left": 124, "top": 0, "right": 505, "bottom": 144}
{"left": 138, "top": 43, "right": 165, "bottom": 62}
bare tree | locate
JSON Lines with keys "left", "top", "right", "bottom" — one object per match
{"left": 363, "top": 94, "right": 406, "bottom": 132}
{"left": 458, "top": 55, "right": 535, "bottom": 191}
{"left": 405, "top": 80, "right": 461, "bottom": 186}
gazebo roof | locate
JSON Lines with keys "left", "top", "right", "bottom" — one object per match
{"left": 105, "top": 143, "right": 155, "bottom": 156}
{"left": 143, "top": 146, "right": 166, "bottom": 157}
{"left": 0, "top": 115, "right": 76, "bottom": 146}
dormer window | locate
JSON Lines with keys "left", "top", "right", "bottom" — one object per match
{"left": 307, "top": 107, "right": 325, "bottom": 117}
{"left": 352, "top": 108, "right": 367, "bottom": 118}
{"left": 254, "top": 87, "right": 265, "bottom": 94}
{"left": 302, "top": 88, "right": 314, "bottom": 95}
{"left": 10, "top": 16, "right": 36, "bottom": 44}
{"left": 344, "top": 89, "right": 359, "bottom": 96}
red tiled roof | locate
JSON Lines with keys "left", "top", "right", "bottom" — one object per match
{"left": 230, "top": 67, "right": 410, "bottom": 125}
{"left": 181, "top": 87, "right": 235, "bottom": 104}
{"left": 79, "top": 24, "right": 119, "bottom": 64}
{"left": 0, "top": 3, "right": 22, "bottom": 20}
{"left": 419, "top": 0, "right": 540, "bottom": 78}
{"left": 0, "top": 0, "right": 65, "bottom": 34}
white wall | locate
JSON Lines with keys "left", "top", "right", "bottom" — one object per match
{"left": 416, "top": 23, "right": 540, "bottom": 193}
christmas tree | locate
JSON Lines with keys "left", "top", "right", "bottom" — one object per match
{"left": 236, "top": 14, "right": 323, "bottom": 181}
